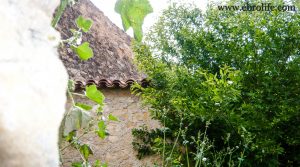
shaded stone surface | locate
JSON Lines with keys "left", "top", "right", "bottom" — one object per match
{"left": 61, "top": 89, "right": 161, "bottom": 167}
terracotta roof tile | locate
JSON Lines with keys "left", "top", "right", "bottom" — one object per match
{"left": 56, "top": 0, "right": 146, "bottom": 89}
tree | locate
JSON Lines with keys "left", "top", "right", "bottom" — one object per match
{"left": 132, "top": 0, "right": 300, "bottom": 166}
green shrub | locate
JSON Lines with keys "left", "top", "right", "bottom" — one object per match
{"left": 132, "top": 0, "right": 300, "bottom": 166}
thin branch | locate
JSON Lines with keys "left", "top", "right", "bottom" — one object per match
{"left": 72, "top": 92, "right": 86, "bottom": 97}
{"left": 60, "top": 133, "right": 86, "bottom": 152}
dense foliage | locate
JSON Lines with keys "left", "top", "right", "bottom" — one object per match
{"left": 132, "top": 0, "right": 300, "bottom": 166}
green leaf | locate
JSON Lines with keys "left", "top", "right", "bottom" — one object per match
{"left": 68, "top": 80, "right": 75, "bottom": 92}
{"left": 64, "top": 107, "right": 92, "bottom": 136}
{"left": 85, "top": 85, "right": 105, "bottom": 105}
{"left": 108, "top": 114, "right": 119, "bottom": 122}
{"left": 75, "top": 103, "right": 93, "bottom": 111}
{"left": 75, "top": 42, "right": 93, "bottom": 61}
{"left": 115, "top": 0, "right": 153, "bottom": 41}
{"left": 97, "top": 105, "right": 104, "bottom": 114}
{"left": 97, "top": 120, "right": 106, "bottom": 139}
{"left": 65, "top": 131, "right": 76, "bottom": 142}
{"left": 93, "top": 160, "right": 108, "bottom": 167}
{"left": 79, "top": 144, "right": 93, "bottom": 160}
{"left": 76, "top": 15, "right": 93, "bottom": 33}
{"left": 93, "top": 160, "right": 101, "bottom": 167}
{"left": 72, "top": 162, "right": 83, "bottom": 167}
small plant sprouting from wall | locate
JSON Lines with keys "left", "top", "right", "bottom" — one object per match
{"left": 55, "top": 13, "right": 117, "bottom": 167}
{"left": 61, "top": 80, "right": 118, "bottom": 167}
{"left": 52, "top": 0, "right": 153, "bottom": 166}
{"left": 62, "top": 14, "right": 94, "bottom": 61}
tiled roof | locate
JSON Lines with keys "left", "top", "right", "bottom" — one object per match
{"left": 56, "top": 0, "right": 146, "bottom": 89}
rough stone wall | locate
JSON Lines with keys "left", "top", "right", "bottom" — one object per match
{"left": 61, "top": 89, "right": 160, "bottom": 167}
{"left": 0, "top": 0, "right": 68, "bottom": 166}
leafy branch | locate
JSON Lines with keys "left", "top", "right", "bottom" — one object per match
{"left": 115, "top": 0, "right": 153, "bottom": 42}
{"left": 54, "top": 0, "right": 153, "bottom": 166}
{"left": 61, "top": 82, "right": 119, "bottom": 167}
{"left": 62, "top": 15, "right": 94, "bottom": 61}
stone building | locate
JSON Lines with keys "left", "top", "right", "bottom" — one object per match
{"left": 57, "top": 0, "right": 159, "bottom": 166}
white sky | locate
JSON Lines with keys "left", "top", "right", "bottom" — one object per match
{"left": 90, "top": 0, "right": 208, "bottom": 37}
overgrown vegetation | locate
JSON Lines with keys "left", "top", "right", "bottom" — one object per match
{"left": 132, "top": 0, "right": 300, "bottom": 166}
{"left": 55, "top": 12, "right": 112, "bottom": 166}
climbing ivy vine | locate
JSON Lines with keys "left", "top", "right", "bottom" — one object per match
{"left": 52, "top": 0, "right": 153, "bottom": 166}
{"left": 61, "top": 80, "right": 118, "bottom": 167}
{"left": 56, "top": 15, "right": 113, "bottom": 166}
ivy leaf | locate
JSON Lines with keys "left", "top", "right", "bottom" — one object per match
{"left": 108, "top": 114, "right": 119, "bottom": 122}
{"left": 97, "top": 120, "right": 106, "bottom": 139}
{"left": 75, "top": 103, "right": 93, "bottom": 111}
{"left": 64, "top": 107, "right": 92, "bottom": 136}
{"left": 85, "top": 85, "right": 105, "bottom": 105}
{"left": 115, "top": 0, "right": 153, "bottom": 42}
{"left": 76, "top": 15, "right": 93, "bottom": 33}
{"left": 79, "top": 144, "right": 93, "bottom": 160}
{"left": 75, "top": 42, "right": 93, "bottom": 61}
